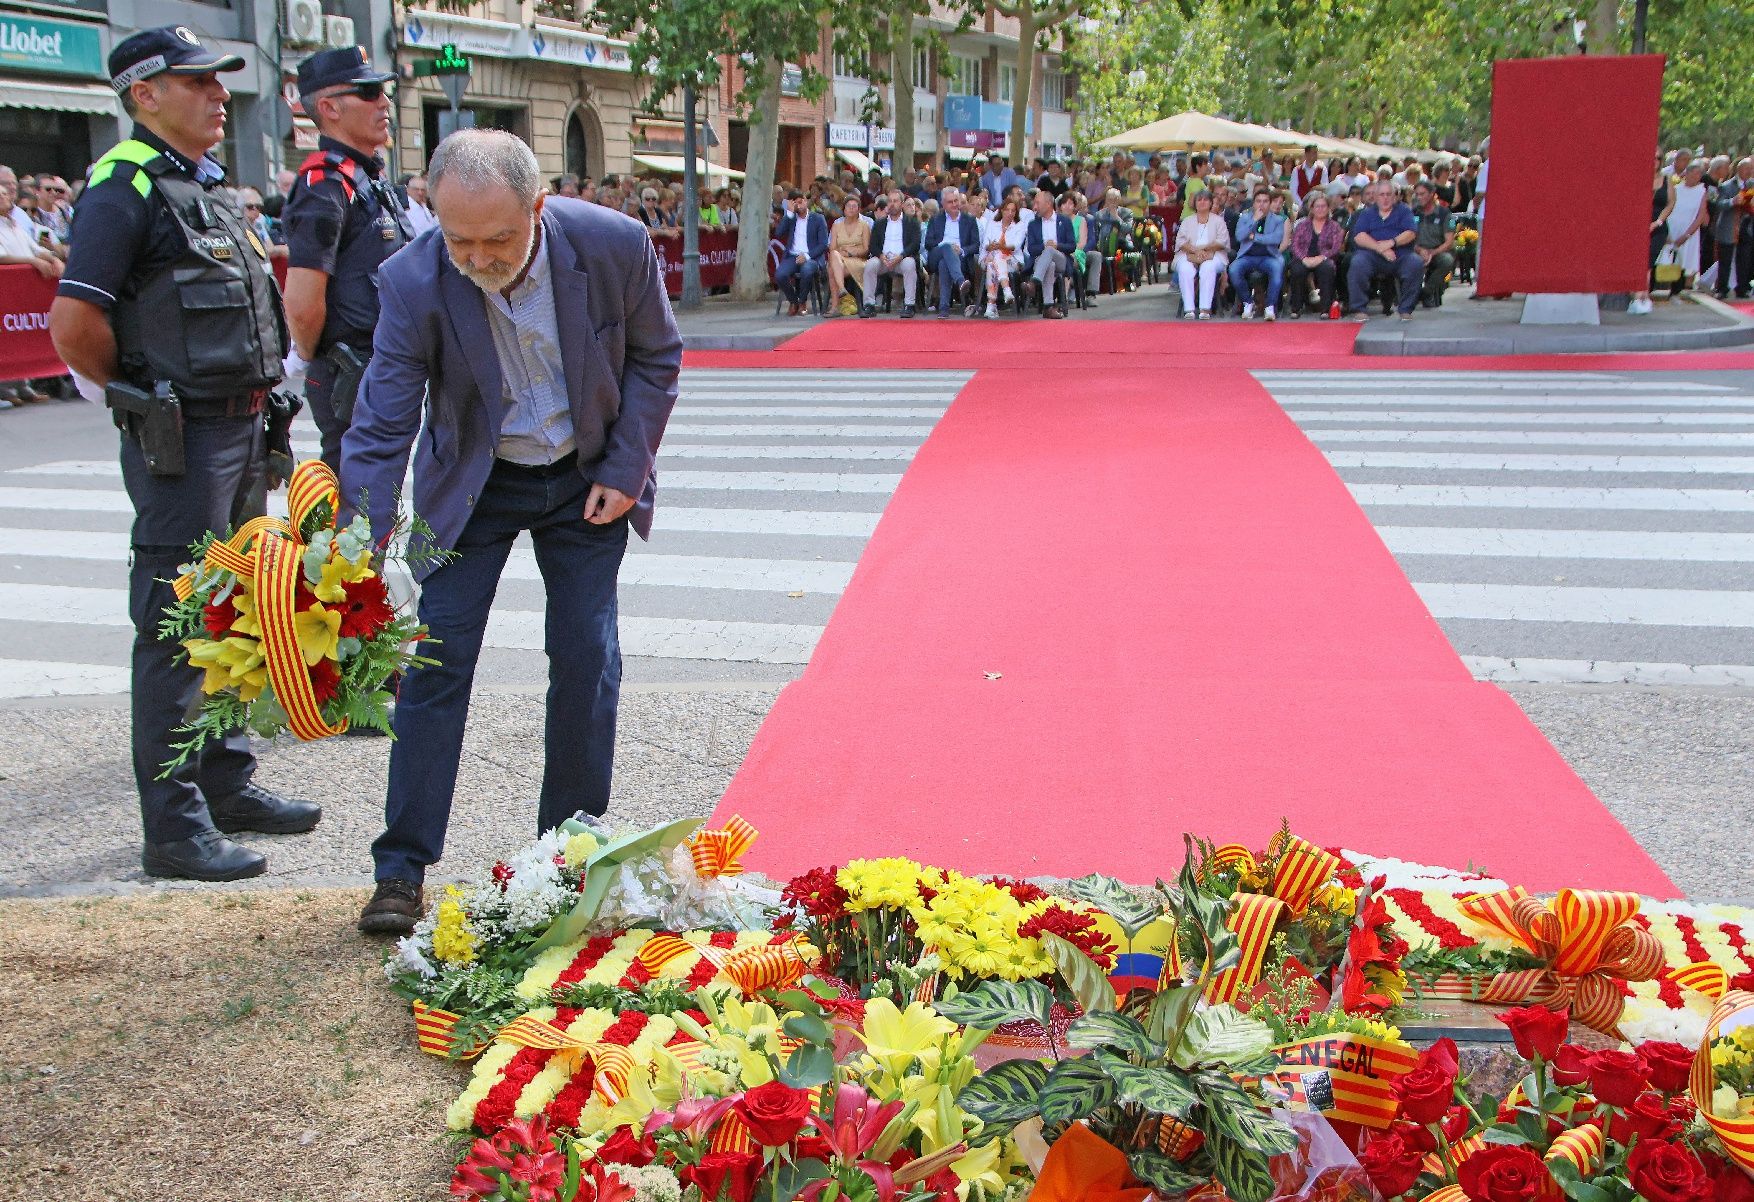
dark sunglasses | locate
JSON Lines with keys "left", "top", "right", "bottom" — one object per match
{"left": 331, "top": 81, "right": 392, "bottom": 102}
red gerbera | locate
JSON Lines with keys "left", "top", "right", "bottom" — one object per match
{"left": 308, "top": 656, "right": 341, "bottom": 705}
{"left": 202, "top": 593, "right": 238, "bottom": 638}
{"left": 338, "top": 574, "right": 394, "bottom": 638}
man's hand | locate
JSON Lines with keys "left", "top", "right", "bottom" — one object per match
{"left": 795, "top": 253, "right": 806, "bottom": 264}
{"left": 884, "top": 253, "right": 898, "bottom": 266}
{"left": 1381, "top": 247, "right": 1397, "bottom": 262}
{"left": 1416, "top": 248, "right": 1432, "bottom": 264}
{"left": 583, "top": 482, "right": 635, "bottom": 525}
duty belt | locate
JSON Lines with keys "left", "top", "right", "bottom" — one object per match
{"left": 180, "top": 389, "right": 270, "bottom": 418}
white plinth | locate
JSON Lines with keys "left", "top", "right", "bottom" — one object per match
{"left": 1520, "top": 293, "right": 1600, "bottom": 325}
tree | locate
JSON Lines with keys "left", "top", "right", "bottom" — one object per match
{"left": 991, "top": 0, "right": 1080, "bottom": 161}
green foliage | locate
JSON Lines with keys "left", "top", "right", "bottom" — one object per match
{"left": 930, "top": 978, "right": 1055, "bottom": 1033}
{"left": 548, "top": 978, "right": 699, "bottom": 1016}
{"left": 1037, "top": 1057, "right": 1117, "bottom": 1126}
{"left": 1059, "top": 873, "right": 1162, "bottom": 940}
{"left": 1042, "top": 933, "right": 1117, "bottom": 1018}
{"left": 1067, "top": 1011, "right": 1165, "bottom": 1061}
{"left": 956, "top": 1058, "right": 1051, "bottom": 1126}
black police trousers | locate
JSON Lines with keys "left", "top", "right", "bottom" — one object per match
{"left": 120, "top": 414, "right": 266, "bottom": 842}
{"left": 303, "top": 353, "right": 363, "bottom": 474}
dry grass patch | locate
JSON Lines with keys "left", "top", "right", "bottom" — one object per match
{"left": 0, "top": 889, "right": 463, "bottom": 1202}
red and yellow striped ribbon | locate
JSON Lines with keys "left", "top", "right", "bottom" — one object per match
{"left": 634, "top": 934, "right": 701, "bottom": 976}
{"left": 1671, "top": 965, "right": 1754, "bottom": 1178}
{"left": 171, "top": 459, "right": 349, "bottom": 740}
{"left": 1546, "top": 1123, "right": 1604, "bottom": 1176}
{"left": 697, "top": 933, "right": 811, "bottom": 996}
{"left": 1271, "top": 1033, "right": 1420, "bottom": 1129}
{"left": 688, "top": 815, "right": 757, "bottom": 879}
{"left": 1422, "top": 1133, "right": 1484, "bottom": 1177}
{"left": 1455, "top": 887, "right": 1665, "bottom": 1035}
{"left": 1204, "top": 844, "right": 1257, "bottom": 880}
{"left": 412, "top": 1000, "right": 487, "bottom": 1060}
{"left": 1268, "top": 837, "right": 1342, "bottom": 916}
{"left": 1203, "top": 892, "right": 1286, "bottom": 1005}
{"left": 1156, "top": 1117, "right": 1203, "bottom": 1160}
{"left": 494, "top": 1014, "right": 639, "bottom": 1102}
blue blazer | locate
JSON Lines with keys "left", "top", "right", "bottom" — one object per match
{"left": 773, "top": 211, "right": 829, "bottom": 262}
{"left": 924, "top": 211, "right": 981, "bottom": 258}
{"left": 340, "top": 198, "right": 683, "bottom": 578}
{"left": 1025, "top": 213, "right": 1077, "bottom": 258}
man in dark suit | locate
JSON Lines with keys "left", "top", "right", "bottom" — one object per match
{"left": 923, "top": 187, "right": 981, "bottom": 318}
{"left": 860, "top": 189, "right": 921, "bottom": 318}
{"left": 340, "top": 129, "right": 682, "bottom": 935}
{"left": 1024, "top": 189, "right": 1076, "bottom": 318}
{"left": 772, "top": 189, "right": 827, "bottom": 315}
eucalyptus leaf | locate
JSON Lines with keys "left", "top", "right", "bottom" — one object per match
{"left": 783, "top": 1012, "right": 832, "bottom": 1046}
{"left": 1067, "top": 1011, "right": 1164, "bottom": 1060}
{"left": 778, "top": 1042, "right": 835, "bottom": 1088}
{"left": 1043, "top": 932, "right": 1116, "bottom": 1017}
{"left": 956, "top": 1058, "right": 1050, "bottom": 1128}
{"left": 1038, "top": 1057, "right": 1117, "bottom": 1128}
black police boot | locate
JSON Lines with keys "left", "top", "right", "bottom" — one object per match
{"left": 208, "top": 782, "right": 323, "bottom": 835}
{"left": 143, "top": 830, "right": 267, "bottom": 882}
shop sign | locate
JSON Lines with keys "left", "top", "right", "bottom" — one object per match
{"left": 780, "top": 61, "right": 802, "bottom": 97}
{"left": 526, "top": 24, "right": 631, "bottom": 71}
{"left": 402, "top": 10, "right": 521, "bottom": 59}
{"left": 0, "top": 13, "right": 105, "bottom": 79}
{"left": 826, "top": 122, "right": 895, "bottom": 151}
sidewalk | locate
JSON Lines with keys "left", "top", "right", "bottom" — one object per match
{"left": 676, "top": 281, "right": 1754, "bottom": 356}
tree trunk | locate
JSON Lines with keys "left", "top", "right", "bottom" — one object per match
{"left": 889, "top": 3, "right": 915, "bottom": 173}
{"left": 732, "top": 61, "right": 784, "bottom": 302}
{"left": 1588, "top": 0, "right": 1618, "bottom": 53}
{"left": 1011, "top": 6, "right": 1035, "bottom": 161}
{"left": 1301, "top": 85, "right": 1320, "bottom": 135}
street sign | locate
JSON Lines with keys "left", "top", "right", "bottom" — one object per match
{"left": 431, "top": 42, "right": 471, "bottom": 73}
{"left": 437, "top": 69, "right": 469, "bottom": 110}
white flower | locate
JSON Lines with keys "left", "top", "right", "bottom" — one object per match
{"left": 613, "top": 1164, "right": 681, "bottom": 1202}
{"left": 386, "top": 934, "right": 438, "bottom": 980}
{"left": 1620, "top": 1005, "right": 1709, "bottom": 1049}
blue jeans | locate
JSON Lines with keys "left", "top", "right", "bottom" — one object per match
{"left": 776, "top": 254, "right": 822, "bottom": 303}
{"left": 1229, "top": 252, "right": 1283, "bottom": 307}
{"left": 1347, "top": 247, "right": 1425, "bottom": 314}
{"left": 373, "top": 455, "right": 628, "bottom": 883}
{"left": 927, "top": 243, "right": 967, "bottom": 311}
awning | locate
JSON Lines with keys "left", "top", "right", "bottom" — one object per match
{"left": 0, "top": 78, "right": 118, "bottom": 116}
{"left": 945, "top": 146, "right": 978, "bottom": 162}
{"left": 833, "top": 147, "right": 875, "bottom": 177}
{"left": 631, "top": 153, "right": 745, "bottom": 182}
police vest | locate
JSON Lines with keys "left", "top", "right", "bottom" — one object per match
{"left": 87, "top": 139, "right": 285, "bottom": 401}
{"left": 296, "top": 148, "right": 412, "bottom": 352}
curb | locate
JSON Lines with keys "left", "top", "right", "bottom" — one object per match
{"left": 1354, "top": 293, "right": 1754, "bottom": 356}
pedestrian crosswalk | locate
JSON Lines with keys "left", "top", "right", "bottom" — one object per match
{"left": 0, "top": 368, "right": 970, "bottom": 699}
{"left": 1256, "top": 369, "right": 1754, "bottom": 685}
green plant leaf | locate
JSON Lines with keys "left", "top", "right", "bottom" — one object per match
{"left": 778, "top": 1042, "right": 835, "bottom": 1089}
{"left": 1038, "top": 1057, "right": 1118, "bottom": 1128}
{"left": 1128, "top": 1151, "right": 1210, "bottom": 1196}
{"left": 956, "top": 1058, "right": 1050, "bottom": 1128}
{"left": 1043, "top": 933, "right": 1117, "bottom": 1018}
{"left": 1060, "top": 873, "right": 1163, "bottom": 939}
{"left": 1068, "top": 1011, "right": 1164, "bottom": 1060}
{"left": 783, "top": 1012, "right": 832, "bottom": 1045}
{"left": 1202, "top": 1092, "right": 1299, "bottom": 1157}
{"left": 1092, "top": 1052, "right": 1200, "bottom": 1117}
{"left": 1206, "top": 1128, "right": 1278, "bottom": 1202}
{"left": 1145, "top": 983, "right": 1199, "bottom": 1048}
{"left": 1175, "top": 1004, "right": 1277, "bottom": 1070}
{"left": 931, "top": 979, "right": 1055, "bottom": 1032}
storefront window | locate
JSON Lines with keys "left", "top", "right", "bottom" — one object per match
{"left": 423, "top": 100, "right": 528, "bottom": 156}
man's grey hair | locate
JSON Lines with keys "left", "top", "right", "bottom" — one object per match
{"left": 428, "top": 129, "right": 541, "bottom": 209}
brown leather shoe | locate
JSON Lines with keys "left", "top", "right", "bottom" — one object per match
{"left": 1044, "top": 305, "right": 1065, "bottom": 319}
{"left": 358, "top": 878, "right": 423, "bottom": 936}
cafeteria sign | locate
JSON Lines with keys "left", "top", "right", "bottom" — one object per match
{"left": 0, "top": 13, "right": 105, "bottom": 79}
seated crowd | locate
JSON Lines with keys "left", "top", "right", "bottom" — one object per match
{"left": 760, "top": 145, "right": 1475, "bottom": 321}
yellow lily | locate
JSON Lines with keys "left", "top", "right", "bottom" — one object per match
{"left": 184, "top": 636, "right": 268, "bottom": 701}
{"left": 856, "top": 998, "right": 958, "bottom": 1080}
{"left": 949, "top": 1136, "right": 1010, "bottom": 1200}
{"left": 229, "top": 591, "right": 262, "bottom": 637}
{"left": 309, "top": 551, "right": 367, "bottom": 603}
{"left": 294, "top": 602, "right": 342, "bottom": 665}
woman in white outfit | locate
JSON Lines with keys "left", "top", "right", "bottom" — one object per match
{"left": 1665, "top": 161, "right": 1710, "bottom": 282}
{"left": 982, "top": 197, "right": 1027, "bottom": 317}
{"left": 1173, "top": 188, "right": 1230, "bottom": 319}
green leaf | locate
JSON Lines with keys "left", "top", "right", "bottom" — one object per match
{"left": 1547, "top": 1160, "right": 1616, "bottom": 1202}
{"left": 783, "top": 1012, "right": 832, "bottom": 1045}
{"left": 931, "top": 979, "right": 1055, "bottom": 1032}
{"left": 1060, "top": 873, "right": 1163, "bottom": 940}
{"left": 1175, "top": 1004, "right": 1277, "bottom": 1070}
{"left": 1128, "top": 1151, "right": 1210, "bottom": 1196}
{"left": 777, "top": 1042, "right": 835, "bottom": 1089}
{"left": 1092, "top": 1052, "right": 1200, "bottom": 1117}
{"left": 956, "top": 1058, "right": 1050, "bottom": 1128}
{"left": 1038, "top": 1057, "right": 1118, "bottom": 1128}
{"left": 1202, "top": 1092, "right": 1299, "bottom": 1157}
{"left": 1206, "top": 1128, "right": 1277, "bottom": 1202}
{"left": 1145, "top": 983, "right": 1199, "bottom": 1048}
{"left": 1067, "top": 1011, "right": 1164, "bottom": 1061}
{"left": 1043, "top": 933, "right": 1117, "bottom": 1017}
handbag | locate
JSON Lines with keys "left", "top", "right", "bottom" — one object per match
{"left": 1654, "top": 244, "right": 1684, "bottom": 284}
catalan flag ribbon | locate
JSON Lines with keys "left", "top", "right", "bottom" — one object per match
{"left": 1670, "top": 965, "right": 1754, "bottom": 1178}
{"left": 412, "top": 1000, "right": 487, "bottom": 1060}
{"left": 689, "top": 815, "right": 757, "bottom": 879}
{"left": 171, "top": 460, "right": 349, "bottom": 741}
{"left": 1455, "top": 887, "right": 1666, "bottom": 1036}
{"left": 698, "top": 933, "right": 812, "bottom": 995}
{"left": 494, "top": 1014, "right": 639, "bottom": 1103}
{"left": 1202, "top": 892, "right": 1286, "bottom": 1005}
{"left": 1271, "top": 1032, "right": 1420, "bottom": 1129}
{"left": 1268, "top": 837, "right": 1343, "bottom": 916}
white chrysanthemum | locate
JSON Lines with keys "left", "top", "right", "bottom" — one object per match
{"left": 386, "top": 934, "right": 438, "bottom": 980}
{"left": 1620, "top": 1004, "right": 1710, "bottom": 1049}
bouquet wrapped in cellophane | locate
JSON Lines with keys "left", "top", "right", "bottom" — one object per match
{"left": 157, "top": 459, "right": 452, "bottom": 775}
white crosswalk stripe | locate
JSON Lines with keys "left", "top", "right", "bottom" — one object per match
{"left": 0, "top": 368, "right": 967, "bottom": 699}
{"left": 1261, "top": 368, "right": 1754, "bottom": 685}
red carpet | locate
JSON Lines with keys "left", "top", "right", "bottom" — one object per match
{"left": 708, "top": 329, "right": 1678, "bottom": 896}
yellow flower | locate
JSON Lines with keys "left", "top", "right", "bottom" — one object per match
{"left": 857, "top": 998, "right": 958, "bottom": 1079}
{"left": 432, "top": 891, "right": 478, "bottom": 966}
{"left": 839, "top": 857, "right": 927, "bottom": 911}
{"left": 1315, "top": 884, "right": 1357, "bottom": 916}
{"left": 950, "top": 1136, "right": 1011, "bottom": 1200}
{"left": 311, "top": 549, "right": 376, "bottom": 603}
{"left": 230, "top": 591, "right": 262, "bottom": 637}
{"left": 294, "top": 601, "right": 342, "bottom": 665}
{"left": 563, "top": 831, "right": 599, "bottom": 869}
{"left": 184, "top": 635, "right": 269, "bottom": 702}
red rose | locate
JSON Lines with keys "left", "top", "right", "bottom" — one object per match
{"left": 1551, "top": 1044, "right": 1592, "bottom": 1088}
{"left": 1626, "top": 1139, "right": 1713, "bottom": 1202}
{"left": 1586, "top": 1048, "right": 1649, "bottom": 1108}
{"left": 1705, "top": 1149, "right": 1754, "bottom": 1202}
{"left": 794, "top": 1135, "right": 834, "bottom": 1163}
{"left": 1496, "top": 1005, "right": 1569, "bottom": 1063}
{"left": 680, "top": 1150, "right": 762, "bottom": 1202}
{"left": 733, "top": 1081, "right": 813, "bottom": 1148}
{"left": 1389, "top": 1118, "right": 1437, "bottom": 1155}
{"left": 1357, "top": 1131, "right": 1423, "bottom": 1198}
{"left": 1638, "top": 1041, "right": 1697, "bottom": 1094}
{"left": 1457, "top": 1143, "right": 1552, "bottom": 1202}
{"left": 1608, "top": 1091, "right": 1675, "bottom": 1144}
{"left": 597, "top": 1126, "right": 656, "bottom": 1166}
{"left": 1393, "top": 1037, "right": 1460, "bottom": 1125}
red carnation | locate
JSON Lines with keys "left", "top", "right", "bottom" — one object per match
{"left": 1638, "top": 1041, "right": 1697, "bottom": 1094}
{"left": 781, "top": 866, "right": 849, "bottom": 921}
{"left": 1496, "top": 1004, "right": 1569, "bottom": 1063}
{"left": 1357, "top": 1131, "right": 1423, "bottom": 1198}
{"left": 1626, "top": 1139, "right": 1713, "bottom": 1202}
{"left": 1705, "top": 1149, "right": 1754, "bottom": 1202}
{"left": 338, "top": 573, "right": 393, "bottom": 638}
{"left": 1017, "top": 905, "right": 1118, "bottom": 971}
{"left": 1457, "top": 1143, "right": 1552, "bottom": 1201}
{"left": 202, "top": 593, "right": 238, "bottom": 638}
{"left": 1586, "top": 1048, "right": 1649, "bottom": 1108}
{"left": 308, "top": 656, "right": 342, "bottom": 706}
{"left": 679, "top": 1150, "right": 761, "bottom": 1202}
{"left": 1392, "top": 1037, "right": 1459, "bottom": 1125}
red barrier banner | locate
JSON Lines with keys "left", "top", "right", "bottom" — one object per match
{"left": 0, "top": 264, "right": 67, "bottom": 380}
{"left": 651, "top": 227, "right": 738, "bottom": 297}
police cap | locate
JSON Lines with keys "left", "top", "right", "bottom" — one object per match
{"left": 109, "top": 26, "right": 244, "bottom": 95}
{"left": 297, "top": 46, "right": 394, "bottom": 101}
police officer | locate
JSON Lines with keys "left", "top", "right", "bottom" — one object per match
{"left": 49, "top": 26, "right": 320, "bottom": 882}
{"left": 281, "top": 46, "right": 410, "bottom": 473}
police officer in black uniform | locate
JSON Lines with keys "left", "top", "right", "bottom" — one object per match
{"left": 281, "top": 46, "right": 411, "bottom": 473}
{"left": 49, "top": 27, "right": 320, "bottom": 882}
